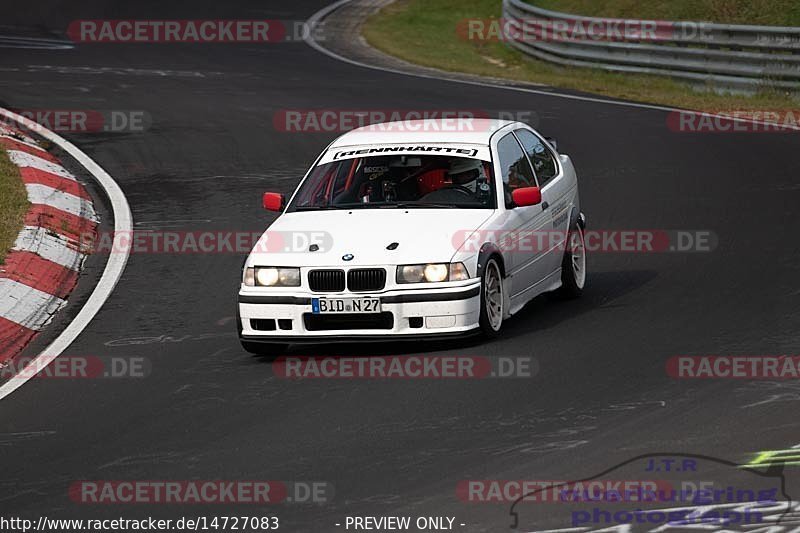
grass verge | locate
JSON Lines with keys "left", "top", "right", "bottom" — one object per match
{"left": 362, "top": 0, "right": 800, "bottom": 112}
{"left": 530, "top": 0, "right": 800, "bottom": 27}
{"left": 0, "top": 147, "right": 29, "bottom": 265}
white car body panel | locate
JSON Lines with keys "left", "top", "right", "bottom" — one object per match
{"left": 250, "top": 209, "right": 493, "bottom": 268}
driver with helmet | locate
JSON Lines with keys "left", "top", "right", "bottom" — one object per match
{"left": 447, "top": 158, "right": 487, "bottom": 193}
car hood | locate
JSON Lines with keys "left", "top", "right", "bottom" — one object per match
{"left": 248, "top": 209, "right": 494, "bottom": 267}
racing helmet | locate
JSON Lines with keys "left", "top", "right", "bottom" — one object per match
{"left": 447, "top": 158, "right": 485, "bottom": 185}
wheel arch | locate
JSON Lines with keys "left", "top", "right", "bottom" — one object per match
{"left": 476, "top": 242, "right": 505, "bottom": 279}
{"left": 570, "top": 206, "right": 586, "bottom": 230}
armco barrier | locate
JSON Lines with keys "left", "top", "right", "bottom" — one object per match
{"left": 501, "top": 0, "right": 800, "bottom": 90}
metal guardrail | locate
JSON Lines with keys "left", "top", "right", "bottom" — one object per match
{"left": 501, "top": 0, "right": 800, "bottom": 90}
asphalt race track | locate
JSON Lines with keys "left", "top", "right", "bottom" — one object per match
{"left": 1, "top": 1, "right": 800, "bottom": 531}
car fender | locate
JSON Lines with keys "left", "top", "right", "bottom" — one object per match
{"left": 558, "top": 154, "right": 584, "bottom": 230}
{"left": 475, "top": 242, "right": 505, "bottom": 279}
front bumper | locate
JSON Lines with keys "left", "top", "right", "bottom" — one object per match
{"left": 238, "top": 280, "right": 481, "bottom": 342}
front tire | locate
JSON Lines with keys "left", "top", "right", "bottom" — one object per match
{"left": 555, "top": 224, "right": 587, "bottom": 299}
{"left": 479, "top": 257, "right": 504, "bottom": 338}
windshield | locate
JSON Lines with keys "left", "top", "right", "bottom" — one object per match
{"left": 287, "top": 154, "right": 496, "bottom": 210}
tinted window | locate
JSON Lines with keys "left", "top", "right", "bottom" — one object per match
{"left": 515, "top": 129, "right": 558, "bottom": 186}
{"left": 496, "top": 133, "right": 535, "bottom": 193}
{"left": 288, "top": 155, "right": 496, "bottom": 210}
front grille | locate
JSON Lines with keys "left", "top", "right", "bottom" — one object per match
{"left": 347, "top": 268, "right": 387, "bottom": 292}
{"left": 308, "top": 269, "right": 345, "bottom": 292}
{"left": 303, "top": 312, "right": 394, "bottom": 331}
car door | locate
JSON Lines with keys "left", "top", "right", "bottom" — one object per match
{"left": 514, "top": 128, "right": 572, "bottom": 276}
{"left": 494, "top": 132, "right": 552, "bottom": 299}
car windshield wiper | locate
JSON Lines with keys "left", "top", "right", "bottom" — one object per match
{"left": 293, "top": 205, "right": 349, "bottom": 211}
{"left": 380, "top": 202, "right": 459, "bottom": 209}
{"left": 295, "top": 202, "right": 465, "bottom": 210}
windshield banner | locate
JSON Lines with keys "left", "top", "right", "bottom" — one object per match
{"left": 320, "top": 143, "right": 492, "bottom": 164}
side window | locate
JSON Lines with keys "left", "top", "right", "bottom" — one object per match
{"left": 514, "top": 129, "right": 558, "bottom": 187}
{"left": 496, "top": 133, "right": 536, "bottom": 194}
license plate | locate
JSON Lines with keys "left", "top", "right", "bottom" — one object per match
{"left": 312, "top": 298, "right": 381, "bottom": 314}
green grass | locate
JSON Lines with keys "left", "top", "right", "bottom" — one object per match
{"left": 0, "top": 147, "right": 29, "bottom": 265}
{"left": 362, "top": 0, "right": 800, "bottom": 113}
{"left": 530, "top": 0, "right": 800, "bottom": 27}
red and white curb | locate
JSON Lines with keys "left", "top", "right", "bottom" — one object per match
{"left": 0, "top": 110, "right": 132, "bottom": 399}
{"left": 0, "top": 123, "right": 98, "bottom": 362}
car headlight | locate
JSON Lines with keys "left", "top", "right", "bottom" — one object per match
{"left": 396, "top": 263, "right": 470, "bottom": 283}
{"left": 243, "top": 267, "right": 301, "bottom": 287}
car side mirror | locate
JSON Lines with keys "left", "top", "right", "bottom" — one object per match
{"left": 263, "top": 192, "right": 285, "bottom": 212}
{"left": 511, "top": 186, "right": 542, "bottom": 208}
{"left": 545, "top": 137, "right": 558, "bottom": 151}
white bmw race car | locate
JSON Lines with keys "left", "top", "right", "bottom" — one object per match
{"left": 238, "top": 119, "right": 586, "bottom": 353}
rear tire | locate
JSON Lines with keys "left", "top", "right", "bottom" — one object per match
{"left": 479, "top": 257, "right": 504, "bottom": 338}
{"left": 555, "top": 224, "right": 586, "bottom": 299}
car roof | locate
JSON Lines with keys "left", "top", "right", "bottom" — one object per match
{"left": 328, "top": 118, "right": 517, "bottom": 148}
